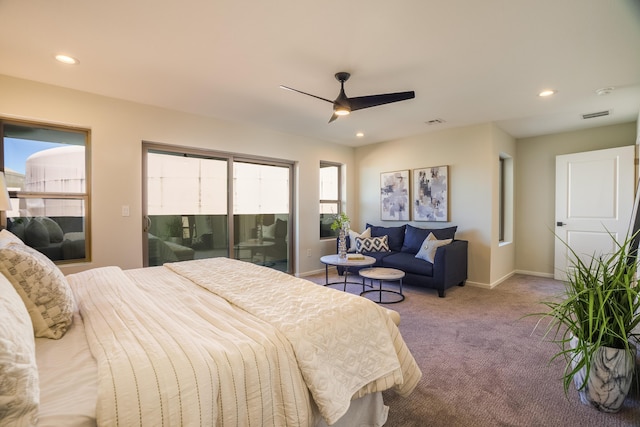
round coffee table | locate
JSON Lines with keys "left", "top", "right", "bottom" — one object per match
{"left": 359, "top": 267, "right": 405, "bottom": 304}
{"left": 320, "top": 254, "right": 376, "bottom": 291}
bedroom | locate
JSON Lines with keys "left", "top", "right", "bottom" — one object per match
{"left": 0, "top": 0, "right": 639, "bottom": 425}
{"left": 0, "top": 1, "right": 638, "bottom": 282}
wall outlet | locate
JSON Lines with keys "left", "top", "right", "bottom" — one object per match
{"left": 306, "top": 249, "right": 311, "bottom": 257}
{"left": 121, "top": 205, "right": 130, "bottom": 217}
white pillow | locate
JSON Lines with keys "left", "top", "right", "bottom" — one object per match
{"left": 347, "top": 227, "right": 370, "bottom": 253}
{"left": 0, "top": 229, "right": 24, "bottom": 247}
{"left": 415, "top": 232, "right": 452, "bottom": 263}
{"left": 262, "top": 222, "right": 276, "bottom": 239}
{"left": 0, "top": 273, "right": 39, "bottom": 425}
{"left": 0, "top": 242, "right": 75, "bottom": 339}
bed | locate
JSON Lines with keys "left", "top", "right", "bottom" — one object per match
{"left": 0, "top": 229, "right": 421, "bottom": 426}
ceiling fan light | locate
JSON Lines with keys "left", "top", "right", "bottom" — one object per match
{"left": 334, "top": 108, "right": 350, "bottom": 116}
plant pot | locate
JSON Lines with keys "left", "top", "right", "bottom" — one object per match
{"left": 570, "top": 336, "right": 636, "bottom": 413}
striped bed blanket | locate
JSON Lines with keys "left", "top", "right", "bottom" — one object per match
{"left": 67, "top": 258, "right": 421, "bottom": 426}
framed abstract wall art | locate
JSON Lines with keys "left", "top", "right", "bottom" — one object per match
{"left": 380, "top": 170, "right": 410, "bottom": 221}
{"left": 412, "top": 166, "right": 449, "bottom": 222}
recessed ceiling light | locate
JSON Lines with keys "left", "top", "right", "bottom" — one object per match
{"left": 538, "top": 89, "right": 556, "bottom": 97}
{"left": 356, "top": 132, "right": 364, "bottom": 138}
{"left": 55, "top": 54, "right": 79, "bottom": 65}
{"left": 595, "top": 87, "right": 615, "bottom": 96}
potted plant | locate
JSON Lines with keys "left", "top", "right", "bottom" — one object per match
{"left": 533, "top": 231, "right": 640, "bottom": 412}
{"left": 331, "top": 212, "right": 350, "bottom": 259}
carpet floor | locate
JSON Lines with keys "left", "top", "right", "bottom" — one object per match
{"left": 304, "top": 270, "right": 640, "bottom": 427}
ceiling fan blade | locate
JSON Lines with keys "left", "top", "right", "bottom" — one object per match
{"left": 328, "top": 112, "right": 339, "bottom": 123}
{"left": 348, "top": 91, "right": 415, "bottom": 111}
{"left": 279, "top": 85, "right": 334, "bottom": 104}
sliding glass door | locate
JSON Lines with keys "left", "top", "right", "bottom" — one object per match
{"left": 233, "top": 161, "right": 290, "bottom": 270}
{"left": 143, "top": 143, "right": 293, "bottom": 273}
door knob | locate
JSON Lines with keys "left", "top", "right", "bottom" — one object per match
{"left": 556, "top": 221, "right": 565, "bottom": 226}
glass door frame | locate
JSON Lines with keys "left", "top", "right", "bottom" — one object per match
{"left": 142, "top": 141, "right": 295, "bottom": 273}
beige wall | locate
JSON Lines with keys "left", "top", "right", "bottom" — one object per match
{"left": 355, "top": 123, "right": 505, "bottom": 286}
{"left": 0, "top": 74, "right": 356, "bottom": 276}
{"left": 515, "top": 122, "right": 637, "bottom": 277}
{"left": 2, "top": 74, "right": 636, "bottom": 282}
{"left": 490, "top": 125, "right": 516, "bottom": 285}
{"left": 354, "top": 121, "right": 638, "bottom": 287}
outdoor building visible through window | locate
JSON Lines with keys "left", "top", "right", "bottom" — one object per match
{"left": 1, "top": 120, "right": 90, "bottom": 263}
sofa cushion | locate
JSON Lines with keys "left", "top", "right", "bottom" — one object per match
{"left": 275, "top": 218, "right": 287, "bottom": 239}
{"left": 366, "top": 224, "right": 406, "bottom": 252}
{"left": 24, "top": 218, "right": 50, "bottom": 248}
{"left": 415, "top": 232, "right": 453, "bottom": 263}
{"left": 37, "top": 217, "right": 64, "bottom": 243}
{"left": 382, "top": 252, "right": 434, "bottom": 277}
{"left": 347, "top": 227, "right": 370, "bottom": 252}
{"left": 401, "top": 224, "right": 458, "bottom": 254}
{"left": 356, "top": 235, "right": 390, "bottom": 253}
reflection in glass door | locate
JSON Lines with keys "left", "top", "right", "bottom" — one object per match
{"left": 143, "top": 144, "right": 293, "bottom": 273}
{"left": 145, "top": 149, "right": 229, "bottom": 266}
{"left": 233, "top": 161, "right": 290, "bottom": 272}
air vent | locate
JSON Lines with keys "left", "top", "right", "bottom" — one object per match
{"left": 581, "top": 110, "right": 610, "bottom": 120}
{"left": 425, "top": 118, "right": 446, "bottom": 125}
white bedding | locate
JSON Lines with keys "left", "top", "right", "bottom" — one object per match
{"left": 166, "top": 258, "right": 420, "bottom": 423}
{"left": 36, "top": 312, "right": 98, "bottom": 427}
{"left": 59, "top": 258, "right": 420, "bottom": 426}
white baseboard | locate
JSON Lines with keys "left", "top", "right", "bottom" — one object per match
{"left": 297, "top": 267, "right": 328, "bottom": 278}
{"left": 297, "top": 268, "right": 556, "bottom": 286}
{"left": 466, "top": 270, "right": 555, "bottom": 289}
{"left": 514, "top": 269, "right": 555, "bottom": 279}
{"left": 465, "top": 281, "right": 493, "bottom": 289}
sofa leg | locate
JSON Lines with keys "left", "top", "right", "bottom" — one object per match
{"left": 438, "top": 289, "right": 445, "bottom": 298}
{"left": 458, "top": 281, "right": 466, "bottom": 287}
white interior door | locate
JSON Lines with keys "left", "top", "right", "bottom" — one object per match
{"left": 554, "top": 145, "right": 635, "bottom": 281}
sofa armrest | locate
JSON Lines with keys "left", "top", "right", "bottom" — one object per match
{"left": 433, "top": 239, "right": 468, "bottom": 290}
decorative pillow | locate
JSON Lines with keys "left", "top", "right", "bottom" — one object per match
{"left": 347, "top": 227, "right": 371, "bottom": 252}
{"left": 262, "top": 222, "right": 276, "bottom": 239}
{"left": 0, "top": 229, "right": 24, "bottom": 247}
{"left": 0, "top": 242, "right": 75, "bottom": 339}
{"left": 366, "top": 224, "right": 406, "bottom": 252}
{"left": 401, "top": 224, "right": 458, "bottom": 254}
{"left": 356, "top": 235, "right": 390, "bottom": 253}
{"left": 415, "top": 232, "right": 452, "bottom": 263}
{"left": 0, "top": 273, "right": 39, "bottom": 425}
{"left": 37, "top": 217, "right": 64, "bottom": 243}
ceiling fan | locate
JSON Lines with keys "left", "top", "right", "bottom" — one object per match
{"left": 280, "top": 72, "right": 415, "bottom": 123}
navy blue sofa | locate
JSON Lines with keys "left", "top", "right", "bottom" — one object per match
{"left": 339, "top": 223, "right": 468, "bottom": 297}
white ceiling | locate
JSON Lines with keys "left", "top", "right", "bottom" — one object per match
{"left": 1, "top": 0, "right": 639, "bottom": 147}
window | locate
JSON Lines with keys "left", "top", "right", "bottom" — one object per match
{"left": 1, "top": 119, "right": 90, "bottom": 262}
{"left": 143, "top": 143, "right": 293, "bottom": 273}
{"left": 499, "top": 153, "right": 513, "bottom": 244}
{"left": 319, "top": 162, "right": 342, "bottom": 238}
